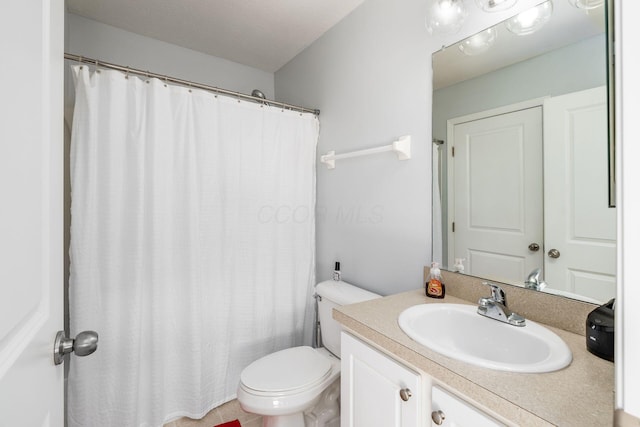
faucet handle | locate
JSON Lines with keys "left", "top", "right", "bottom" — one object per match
{"left": 482, "top": 282, "right": 506, "bottom": 305}
{"left": 477, "top": 296, "right": 493, "bottom": 308}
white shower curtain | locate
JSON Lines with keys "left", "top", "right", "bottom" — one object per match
{"left": 67, "top": 65, "right": 318, "bottom": 427}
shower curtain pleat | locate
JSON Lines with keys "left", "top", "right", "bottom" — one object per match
{"left": 67, "top": 66, "right": 318, "bottom": 427}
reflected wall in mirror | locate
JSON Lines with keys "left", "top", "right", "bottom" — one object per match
{"left": 431, "top": 0, "right": 615, "bottom": 304}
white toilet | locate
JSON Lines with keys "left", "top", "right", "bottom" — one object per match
{"left": 237, "top": 280, "right": 380, "bottom": 427}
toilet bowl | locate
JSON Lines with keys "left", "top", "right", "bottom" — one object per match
{"left": 237, "top": 280, "right": 380, "bottom": 427}
{"left": 238, "top": 346, "right": 340, "bottom": 427}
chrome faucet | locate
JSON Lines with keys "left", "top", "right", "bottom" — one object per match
{"left": 525, "top": 268, "right": 547, "bottom": 291}
{"left": 477, "top": 282, "right": 525, "bottom": 327}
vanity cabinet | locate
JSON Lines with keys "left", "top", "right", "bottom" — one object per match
{"left": 341, "top": 332, "right": 507, "bottom": 427}
{"left": 341, "top": 332, "right": 423, "bottom": 427}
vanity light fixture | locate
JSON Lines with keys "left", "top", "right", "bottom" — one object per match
{"left": 458, "top": 27, "right": 498, "bottom": 56}
{"left": 475, "top": 0, "right": 518, "bottom": 12}
{"left": 506, "top": 0, "right": 553, "bottom": 36}
{"left": 567, "top": 0, "right": 604, "bottom": 10}
{"left": 425, "top": 0, "right": 468, "bottom": 35}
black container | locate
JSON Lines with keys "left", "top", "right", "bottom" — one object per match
{"left": 586, "top": 298, "right": 615, "bottom": 362}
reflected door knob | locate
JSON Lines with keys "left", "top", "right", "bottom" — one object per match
{"left": 399, "top": 388, "right": 412, "bottom": 401}
{"left": 528, "top": 243, "right": 540, "bottom": 252}
{"left": 53, "top": 330, "right": 99, "bottom": 365}
{"left": 548, "top": 249, "right": 561, "bottom": 258}
{"left": 431, "top": 410, "right": 446, "bottom": 425}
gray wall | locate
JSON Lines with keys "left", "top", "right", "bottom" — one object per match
{"left": 275, "top": 0, "right": 431, "bottom": 296}
{"left": 274, "top": 0, "right": 542, "bottom": 295}
{"left": 432, "top": 34, "right": 607, "bottom": 143}
{"left": 65, "top": 13, "right": 275, "bottom": 101}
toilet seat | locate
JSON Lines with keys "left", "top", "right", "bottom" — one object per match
{"left": 240, "top": 346, "right": 332, "bottom": 395}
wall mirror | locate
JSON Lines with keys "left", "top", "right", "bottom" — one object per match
{"left": 432, "top": 0, "right": 615, "bottom": 304}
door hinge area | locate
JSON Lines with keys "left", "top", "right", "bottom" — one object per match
{"left": 452, "top": 146, "right": 455, "bottom": 157}
{"left": 452, "top": 222, "right": 455, "bottom": 232}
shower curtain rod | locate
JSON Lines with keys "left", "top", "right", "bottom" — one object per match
{"left": 65, "top": 53, "right": 320, "bottom": 116}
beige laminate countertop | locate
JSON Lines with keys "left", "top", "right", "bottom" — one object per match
{"left": 334, "top": 289, "right": 614, "bottom": 427}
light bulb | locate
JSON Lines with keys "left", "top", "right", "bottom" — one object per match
{"left": 568, "top": 0, "right": 604, "bottom": 10}
{"left": 475, "top": 0, "right": 518, "bottom": 12}
{"left": 426, "top": 0, "right": 468, "bottom": 35}
{"left": 506, "top": 0, "right": 553, "bottom": 36}
{"left": 458, "top": 28, "right": 498, "bottom": 56}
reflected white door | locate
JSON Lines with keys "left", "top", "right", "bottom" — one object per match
{"left": 451, "top": 107, "right": 543, "bottom": 283}
{"left": 543, "top": 86, "right": 616, "bottom": 301}
{"left": 0, "top": 0, "right": 65, "bottom": 425}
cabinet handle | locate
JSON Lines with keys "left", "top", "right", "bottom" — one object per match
{"left": 431, "top": 410, "right": 446, "bottom": 425}
{"left": 399, "top": 388, "right": 412, "bottom": 401}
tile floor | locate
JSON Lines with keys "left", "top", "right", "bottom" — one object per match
{"left": 163, "top": 399, "right": 262, "bottom": 427}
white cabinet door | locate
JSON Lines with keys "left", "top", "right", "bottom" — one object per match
{"left": 431, "top": 386, "right": 505, "bottom": 427}
{"left": 341, "top": 332, "right": 423, "bottom": 427}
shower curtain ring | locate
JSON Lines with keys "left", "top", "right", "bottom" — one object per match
{"left": 78, "top": 55, "right": 83, "bottom": 70}
{"left": 164, "top": 76, "right": 168, "bottom": 87}
{"left": 125, "top": 66, "right": 129, "bottom": 80}
{"left": 95, "top": 59, "right": 100, "bottom": 73}
{"left": 145, "top": 71, "right": 150, "bottom": 84}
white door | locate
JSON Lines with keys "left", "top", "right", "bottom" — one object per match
{"left": 451, "top": 107, "right": 543, "bottom": 284}
{"left": 618, "top": 1, "right": 640, "bottom": 416}
{"left": 341, "top": 332, "right": 423, "bottom": 427}
{"left": 543, "top": 86, "right": 616, "bottom": 302}
{"left": 0, "top": 1, "right": 65, "bottom": 425}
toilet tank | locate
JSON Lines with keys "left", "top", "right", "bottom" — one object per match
{"left": 315, "top": 280, "right": 380, "bottom": 357}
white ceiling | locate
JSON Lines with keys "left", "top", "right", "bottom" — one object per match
{"left": 66, "top": 0, "right": 366, "bottom": 73}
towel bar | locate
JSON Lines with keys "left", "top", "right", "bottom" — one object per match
{"left": 320, "top": 135, "right": 411, "bottom": 169}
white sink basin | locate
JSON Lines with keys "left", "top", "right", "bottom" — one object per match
{"left": 398, "top": 303, "right": 572, "bottom": 373}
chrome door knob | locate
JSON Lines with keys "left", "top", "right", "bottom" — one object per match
{"left": 53, "top": 330, "right": 99, "bottom": 365}
{"left": 548, "top": 249, "right": 561, "bottom": 258}
{"left": 431, "top": 410, "right": 446, "bottom": 425}
{"left": 399, "top": 388, "right": 412, "bottom": 401}
{"left": 528, "top": 243, "right": 540, "bottom": 251}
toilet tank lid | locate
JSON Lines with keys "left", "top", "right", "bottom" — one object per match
{"left": 315, "top": 280, "right": 380, "bottom": 306}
